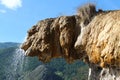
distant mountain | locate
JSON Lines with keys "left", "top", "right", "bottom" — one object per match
{"left": 0, "top": 42, "right": 42, "bottom": 80}
{"left": 22, "top": 65, "right": 63, "bottom": 80}
{"left": 0, "top": 45, "right": 18, "bottom": 80}
{"left": 0, "top": 42, "right": 88, "bottom": 80}
{"left": 0, "top": 42, "right": 20, "bottom": 49}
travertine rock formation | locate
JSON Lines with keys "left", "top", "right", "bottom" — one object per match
{"left": 77, "top": 10, "right": 120, "bottom": 68}
{"left": 21, "top": 4, "right": 120, "bottom": 80}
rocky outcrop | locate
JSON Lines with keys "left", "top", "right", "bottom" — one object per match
{"left": 21, "top": 4, "right": 97, "bottom": 63}
{"left": 81, "top": 10, "right": 120, "bottom": 80}
{"left": 77, "top": 10, "right": 120, "bottom": 67}
{"left": 21, "top": 16, "right": 79, "bottom": 63}
{"left": 21, "top": 3, "right": 120, "bottom": 80}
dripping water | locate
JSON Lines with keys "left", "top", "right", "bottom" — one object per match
{"left": 6, "top": 47, "right": 26, "bottom": 80}
{"left": 13, "top": 48, "right": 25, "bottom": 74}
{"left": 5, "top": 44, "right": 41, "bottom": 80}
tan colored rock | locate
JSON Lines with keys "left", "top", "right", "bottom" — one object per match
{"left": 21, "top": 4, "right": 120, "bottom": 80}
{"left": 21, "top": 4, "right": 96, "bottom": 63}
{"left": 79, "top": 11, "right": 120, "bottom": 67}
{"left": 21, "top": 16, "right": 82, "bottom": 63}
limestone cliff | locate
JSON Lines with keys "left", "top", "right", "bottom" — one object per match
{"left": 21, "top": 4, "right": 120, "bottom": 80}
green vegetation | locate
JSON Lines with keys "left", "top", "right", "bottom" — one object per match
{"left": 0, "top": 42, "right": 88, "bottom": 80}
{"left": 0, "top": 46, "right": 17, "bottom": 80}
{"left": 46, "top": 58, "right": 88, "bottom": 80}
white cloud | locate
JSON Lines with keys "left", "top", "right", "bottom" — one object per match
{"left": 0, "top": 9, "right": 6, "bottom": 13}
{"left": 0, "top": 0, "right": 22, "bottom": 10}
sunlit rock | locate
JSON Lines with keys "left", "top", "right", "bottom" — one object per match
{"left": 21, "top": 3, "right": 120, "bottom": 80}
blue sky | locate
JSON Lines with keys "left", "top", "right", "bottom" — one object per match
{"left": 0, "top": 0, "right": 120, "bottom": 43}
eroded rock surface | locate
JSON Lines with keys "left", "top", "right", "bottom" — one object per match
{"left": 21, "top": 4, "right": 120, "bottom": 80}
{"left": 78, "top": 11, "right": 120, "bottom": 68}
{"left": 21, "top": 16, "right": 81, "bottom": 63}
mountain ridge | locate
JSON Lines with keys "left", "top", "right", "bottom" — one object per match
{"left": 0, "top": 42, "right": 20, "bottom": 49}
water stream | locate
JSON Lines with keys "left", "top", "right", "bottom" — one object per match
{"left": 4, "top": 45, "right": 41, "bottom": 80}
{"left": 7, "top": 48, "right": 25, "bottom": 80}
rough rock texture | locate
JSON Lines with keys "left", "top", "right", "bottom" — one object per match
{"left": 88, "top": 65, "right": 120, "bottom": 80}
{"left": 21, "top": 16, "right": 81, "bottom": 63}
{"left": 77, "top": 11, "right": 120, "bottom": 67}
{"left": 85, "top": 10, "right": 120, "bottom": 80}
{"left": 21, "top": 4, "right": 120, "bottom": 80}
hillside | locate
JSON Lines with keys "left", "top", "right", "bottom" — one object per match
{"left": 0, "top": 42, "right": 88, "bottom": 80}
{"left": 22, "top": 65, "right": 63, "bottom": 80}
